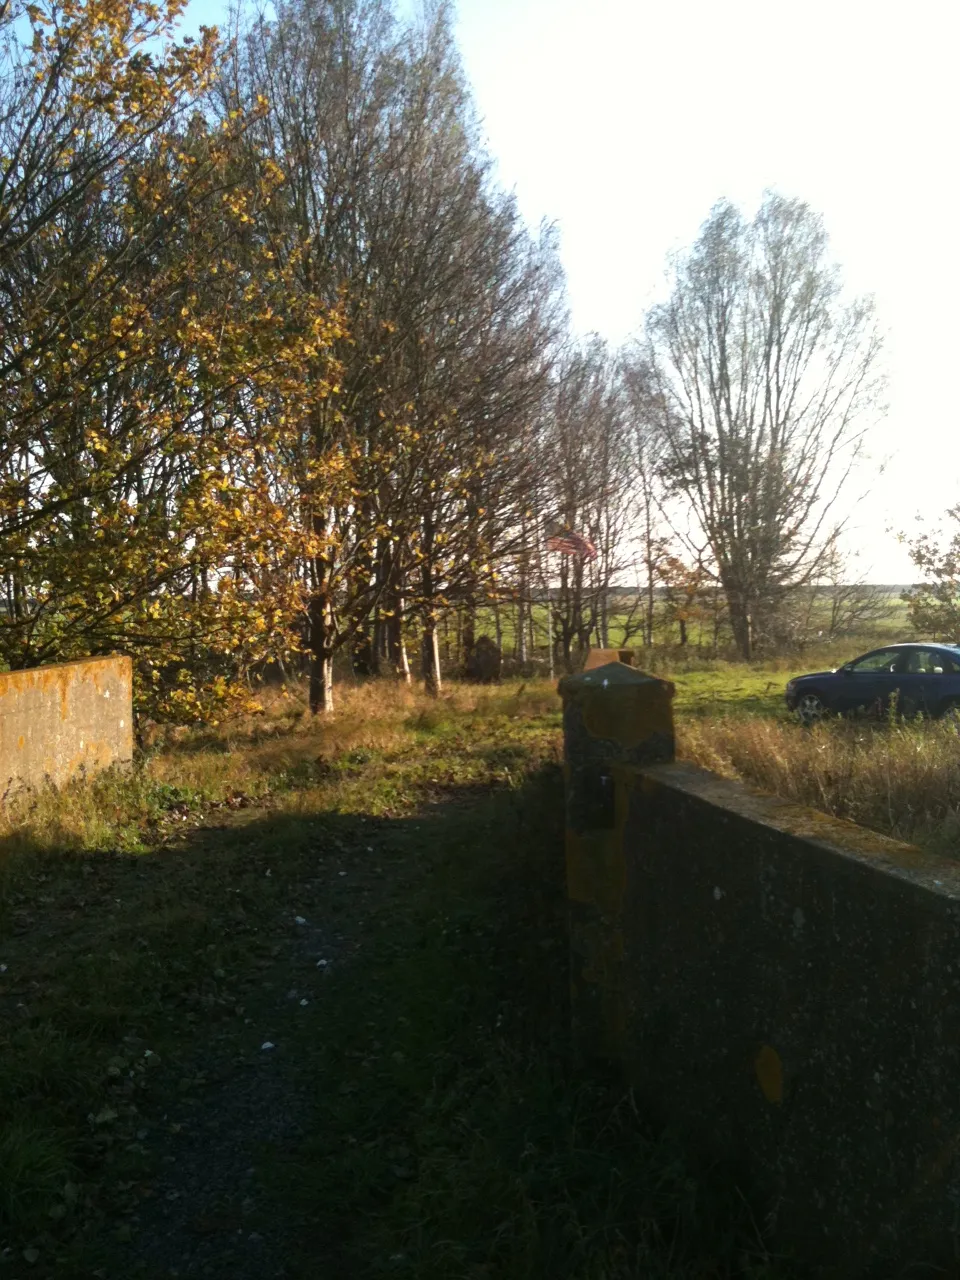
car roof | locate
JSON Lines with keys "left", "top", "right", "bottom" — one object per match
{"left": 882, "top": 642, "right": 960, "bottom": 650}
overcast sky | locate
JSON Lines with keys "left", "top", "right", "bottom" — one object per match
{"left": 188, "top": 0, "right": 960, "bottom": 581}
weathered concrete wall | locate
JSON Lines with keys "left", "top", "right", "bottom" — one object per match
{"left": 0, "top": 656, "right": 133, "bottom": 794}
{"left": 561, "top": 664, "right": 960, "bottom": 1274}
{"left": 625, "top": 765, "right": 960, "bottom": 1274}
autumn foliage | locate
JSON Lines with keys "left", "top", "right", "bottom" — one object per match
{"left": 0, "top": 0, "right": 367, "bottom": 717}
{"left": 0, "top": 0, "right": 574, "bottom": 716}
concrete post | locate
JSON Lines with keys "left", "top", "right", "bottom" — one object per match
{"left": 559, "top": 661, "right": 675, "bottom": 1064}
{"left": 583, "top": 647, "right": 636, "bottom": 670}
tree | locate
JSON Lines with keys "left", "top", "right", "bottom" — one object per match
{"left": 903, "top": 510, "right": 960, "bottom": 641}
{"left": 226, "top": 0, "right": 561, "bottom": 703}
{"left": 777, "top": 545, "right": 895, "bottom": 649}
{"left": 540, "top": 340, "right": 633, "bottom": 672}
{"left": 222, "top": 0, "right": 409, "bottom": 712}
{"left": 644, "top": 191, "right": 885, "bottom": 659}
{"left": 621, "top": 348, "right": 670, "bottom": 647}
{"left": 0, "top": 0, "right": 568, "bottom": 719}
{"left": 0, "top": 0, "right": 342, "bottom": 718}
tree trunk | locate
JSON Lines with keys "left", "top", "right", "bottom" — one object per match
{"left": 420, "top": 516, "right": 442, "bottom": 695}
{"left": 461, "top": 602, "right": 476, "bottom": 671}
{"left": 388, "top": 610, "right": 411, "bottom": 683}
{"left": 560, "top": 624, "right": 574, "bottom": 674}
{"left": 382, "top": 540, "right": 411, "bottom": 683}
{"left": 371, "top": 613, "right": 384, "bottom": 676}
{"left": 368, "top": 536, "right": 394, "bottom": 678}
{"left": 352, "top": 628, "right": 373, "bottom": 676}
{"left": 724, "top": 585, "right": 753, "bottom": 660}
{"left": 308, "top": 590, "right": 335, "bottom": 714}
{"left": 645, "top": 555, "right": 656, "bottom": 647}
{"left": 421, "top": 615, "right": 442, "bottom": 696}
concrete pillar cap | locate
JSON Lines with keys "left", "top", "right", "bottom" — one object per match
{"left": 559, "top": 661, "right": 674, "bottom": 695}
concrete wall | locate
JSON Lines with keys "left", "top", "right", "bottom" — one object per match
{"left": 0, "top": 656, "right": 133, "bottom": 794}
{"left": 561, "top": 662, "right": 960, "bottom": 1275}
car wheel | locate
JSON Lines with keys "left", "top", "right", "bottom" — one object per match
{"left": 940, "top": 700, "right": 960, "bottom": 731}
{"left": 796, "top": 692, "right": 827, "bottom": 725}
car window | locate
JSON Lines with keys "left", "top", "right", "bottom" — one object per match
{"left": 850, "top": 649, "right": 903, "bottom": 673}
{"left": 901, "top": 648, "right": 960, "bottom": 675}
{"left": 904, "top": 649, "right": 943, "bottom": 674}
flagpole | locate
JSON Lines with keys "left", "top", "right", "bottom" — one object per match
{"left": 539, "top": 510, "right": 555, "bottom": 681}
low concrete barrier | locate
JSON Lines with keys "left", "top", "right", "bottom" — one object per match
{"left": 561, "top": 662, "right": 960, "bottom": 1274}
{"left": 0, "top": 656, "right": 133, "bottom": 794}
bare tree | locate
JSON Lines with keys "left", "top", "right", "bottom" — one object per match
{"left": 620, "top": 350, "right": 672, "bottom": 647}
{"left": 540, "top": 340, "right": 633, "bottom": 672}
{"left": 644, "top": 192, "right": 885, "bottom": 659}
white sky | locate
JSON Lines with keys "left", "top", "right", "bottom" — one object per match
{"left": 187, "top": 0, "right": 960, "bottom": 581}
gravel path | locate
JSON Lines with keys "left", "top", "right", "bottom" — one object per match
{"left": 79, "top": 817, "right": 400, "bottom": 1280}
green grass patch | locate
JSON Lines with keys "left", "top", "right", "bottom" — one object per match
{"left": 670, "top": 667, "right": 790, "bottom": 719}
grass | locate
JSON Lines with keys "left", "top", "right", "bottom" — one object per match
{"left": 679, "top": 713, "right": 960, "bottom": 855}
{"left": 265, "top": 768, "right": 777, "bottom": 1280}
{"left": 660, "top": 633, "right": 960, "bottom": 856}
{"left": 0, "top": 677, "right": 782, "bottom": 1278}
{"left": 470, "top": 592, "right": 909, "bottom": 658}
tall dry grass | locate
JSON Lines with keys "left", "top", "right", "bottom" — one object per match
{"left": 0, "top": 678, "right": 562, "bottom": 856}
{"left": 679, "top": 715, "right": 960, "bottom": 854}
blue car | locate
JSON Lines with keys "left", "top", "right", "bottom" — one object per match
{"left": 785, "top": 643, "right": 960, "bottom": 723}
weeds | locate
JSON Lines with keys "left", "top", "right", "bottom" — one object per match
{"left": 679, "top": 713, "right": 960, "bottom": 852}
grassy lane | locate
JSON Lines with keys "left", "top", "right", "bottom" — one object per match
{"left": 0, "top": 681, "right": 780, "bottom": 1279}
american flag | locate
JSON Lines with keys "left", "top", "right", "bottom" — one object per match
{"left": 546, "top": 530, "right": 598, "bottom": 561}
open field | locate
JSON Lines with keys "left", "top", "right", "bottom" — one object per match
{"left": 468, "top": 591, "right": 912, "bottom": 659}
{"left": 0, "top": 681, "right": 780, "bottom": 1278}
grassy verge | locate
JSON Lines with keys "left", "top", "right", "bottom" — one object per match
{"left": 0, "top": 679, "right": 780, "bottom": 1278}
{"left": 653, "top": 637, "right": 960, "bottom": 855}
{"left": 679, "top": 713, "right": 960, "bottom": 855}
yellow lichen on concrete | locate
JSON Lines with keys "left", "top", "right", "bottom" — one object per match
{"left": 0, "top": 656, "right": 133, "bottom": 795}
{"left": 755, "top": 1044, "right": 784, "bottom": 1103}
{"left": 566, "top": 830, "right": 627, "bottom": 911}
{"left": 640, "top": 760, "right": 951, "bottom": 886}
{"left": 561, "top": 663, "right": 675, "bottom": 751}
{"left": 583, "top": 648, "right": 636, "bottom": 670}
{"left": 583, "top": 691, "right": 672, "bottom": 750}
{"left": 562, "top": 664, "right": 676, "bottom": 1066}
